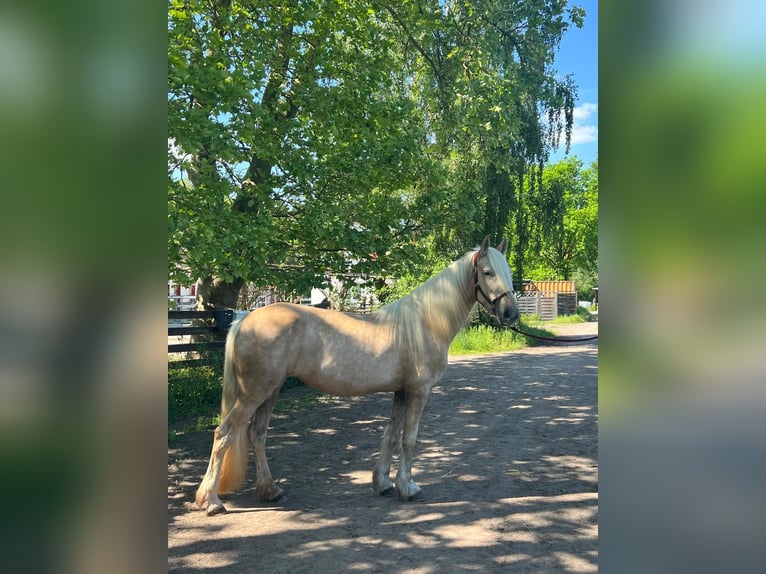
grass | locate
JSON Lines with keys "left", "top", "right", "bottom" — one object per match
{"left": 168, "top": 366, "right": 323, "bottom": 445}
{"left": 449, "top": 315, "right": 557, "bottom": 355}
{"left": 449, "top": 325, "right": 526, "bottom": 355}
{"left": 547, "top": 306, "right": 592, "bottom": 323}
{"left": 168, "top": 362, "right": 223, "bottom": 445}
{"left": 168, "top": 363, "right": 223, "bottom": 424}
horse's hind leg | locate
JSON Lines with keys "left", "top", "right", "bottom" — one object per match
{"left": 195, "top": 399, "right": 257, "bottom": 515}
{"left": 373, "top": 390, "right": 405, "bottom": 496}
{"left": 248, "top": 386, "right": 285, "bottom": 502}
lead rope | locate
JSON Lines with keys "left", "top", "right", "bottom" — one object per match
{"left": 509, "top": 325, "right": 598, "bottom": 343}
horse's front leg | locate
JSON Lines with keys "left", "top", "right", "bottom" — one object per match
{"left": 395, "top": 389, "right": 430, "bottom": 501}
{"left": 373, "top": 390, "right": 405, "bottom": 496}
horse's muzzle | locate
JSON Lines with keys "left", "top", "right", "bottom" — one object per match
{"left": 495, "top": 293, "right": 520, "bottom": 327}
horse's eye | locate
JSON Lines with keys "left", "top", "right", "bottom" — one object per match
{"left": 483, "top": 270, "right": 493, "bottom": 276}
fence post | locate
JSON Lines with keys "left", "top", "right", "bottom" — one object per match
{"left": 213, "top": 309, "right": 234, "bottom": 331}
{"left": 537, "top": 291, "right": 541, "bottom": 316}
{"left": 169, "top": 309, "right": 233, "bottom": 370}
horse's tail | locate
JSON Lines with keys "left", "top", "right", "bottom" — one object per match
{"left": 218, "top": 318, "right": 248, "bottom": 494}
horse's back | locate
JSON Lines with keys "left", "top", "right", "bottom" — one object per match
{"left": 239, "top": 302, "right": 376, "bottom": 341}
{"left": 235, "top": 303, "right": 404, "bottom": 395}
{"left": 239, "top": 302, "right": 307, "bottom": 341}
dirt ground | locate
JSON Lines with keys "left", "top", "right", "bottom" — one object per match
{"left": 168, "top": 320, "right": 598, "bottom": 573}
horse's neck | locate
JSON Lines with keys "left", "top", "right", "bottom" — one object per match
{"left": 420, "top": 254, "right": 476, "bottom": 344}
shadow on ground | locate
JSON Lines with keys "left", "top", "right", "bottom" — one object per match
{"left": 169, "top": 341, "right": 598, "bottom": 573}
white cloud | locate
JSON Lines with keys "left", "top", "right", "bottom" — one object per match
{"left": 570, "top": 102, "right": 598, "bottom": 144}
{"left": 571, "top": 123, "right": 598, "bottom": 144}
{"left": 574, "top": 102, "right": 598, "bottom": 121}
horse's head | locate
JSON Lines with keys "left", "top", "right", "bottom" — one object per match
{"left": 472, "top": 236, "right": 520, "bottom": 327}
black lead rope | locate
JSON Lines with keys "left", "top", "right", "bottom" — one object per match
{"left": 509, "top": 325, "right": 599, "bottom": 343}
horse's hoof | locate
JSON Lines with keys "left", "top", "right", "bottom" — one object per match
{"left": 206, "top": 503, "right": 227, "bottom": 516}
{"left": 379, "top": 486, "right": 398, "bottom": 497}
{"left": 397, "top": 483, "right": 423, "bottom": 502}
{"left": 268, "top": 488, "right": 286, "bottom": 503}
{"left": 258, "top": 484, "right": 285, "bottom": 503}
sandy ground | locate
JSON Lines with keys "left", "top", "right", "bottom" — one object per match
{"left": 168, "top": 320, "right": 598, "bottom": 573}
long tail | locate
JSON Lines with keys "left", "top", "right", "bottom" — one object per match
{"left": 217, "top": 318, "right": 248, "bottom": 494}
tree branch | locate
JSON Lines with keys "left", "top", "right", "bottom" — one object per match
{"left": 374, "top": 2, "right": 448, "bottom": 101}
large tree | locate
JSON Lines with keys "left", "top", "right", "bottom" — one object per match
{"left": 377, "top": 1, "right": 582, "bottom": 258}
{"left": 168, "top": 0, "right": 585, "bottom": 305}
{"left": 525, "top": 157, "right": 598, "bottom": 281}
{"left": 169, "top": 0, "right": 439, "bottom": 306}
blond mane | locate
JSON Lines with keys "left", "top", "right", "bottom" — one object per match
{"left": 371, "top": 251, "right": 476, "bottom": 367}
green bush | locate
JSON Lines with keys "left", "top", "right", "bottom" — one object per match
{"left": 168, "top": 359, "right": 307, "bottom": 427}
{"left": 573, "top": 268, "right": 598, "bottom": 303}
{"left": 168, "top": 363, "right": 223, "bottom": 424}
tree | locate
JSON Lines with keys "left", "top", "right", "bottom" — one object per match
{"left": 524, "top": 157, "right": 598, "bottom": 283}
{"left": 168, "top": 0, "right": 586, "bottom": 305}
{"left": 169, "top": 0, "right": 442, "bottom": 306}
{"left": 374, "top": 0, "right": 583, "bottom": 272}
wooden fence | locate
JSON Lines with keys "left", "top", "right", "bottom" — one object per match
{"left": 522, "top": 280, "right": 575, "bottom": 293}
{"left": 517, "top": 292, "right": 557, "bottom": 320}
{"left": 168, "top": 309, "right": 236, "bottom": 369}
{"left": 517, "top": 280, "right": 578, "bottom": 320}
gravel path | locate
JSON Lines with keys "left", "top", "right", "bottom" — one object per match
{"left": 169, "top": 320, "right": 598, "bottom": 572}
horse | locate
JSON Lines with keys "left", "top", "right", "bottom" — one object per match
{"left": 194, "top": 236, "right": 519, "bottom": 515}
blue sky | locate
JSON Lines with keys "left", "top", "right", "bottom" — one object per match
{"left": 548, "top": 0, "right": 598, "bottom": 166}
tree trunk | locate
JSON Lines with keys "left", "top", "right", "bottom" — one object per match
{"left": 196, "top": 276, "right": 245, "bottom": 310}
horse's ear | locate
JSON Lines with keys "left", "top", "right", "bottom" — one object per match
{"left": 480, "top": 235, "right": 491, "bottom": 256}
{"left": 496, "top": 238, "right": 508, "bottom": 255}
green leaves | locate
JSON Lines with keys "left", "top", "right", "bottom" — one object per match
{"left": 522, "top": 158, "right": 598, "bottom": 281}
{"left": 168, "top": 0, "right": 590, "bottom": 293}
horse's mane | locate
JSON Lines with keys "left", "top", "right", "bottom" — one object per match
{"left": 371, "top": 251, "right": 476, "bottom": 366}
